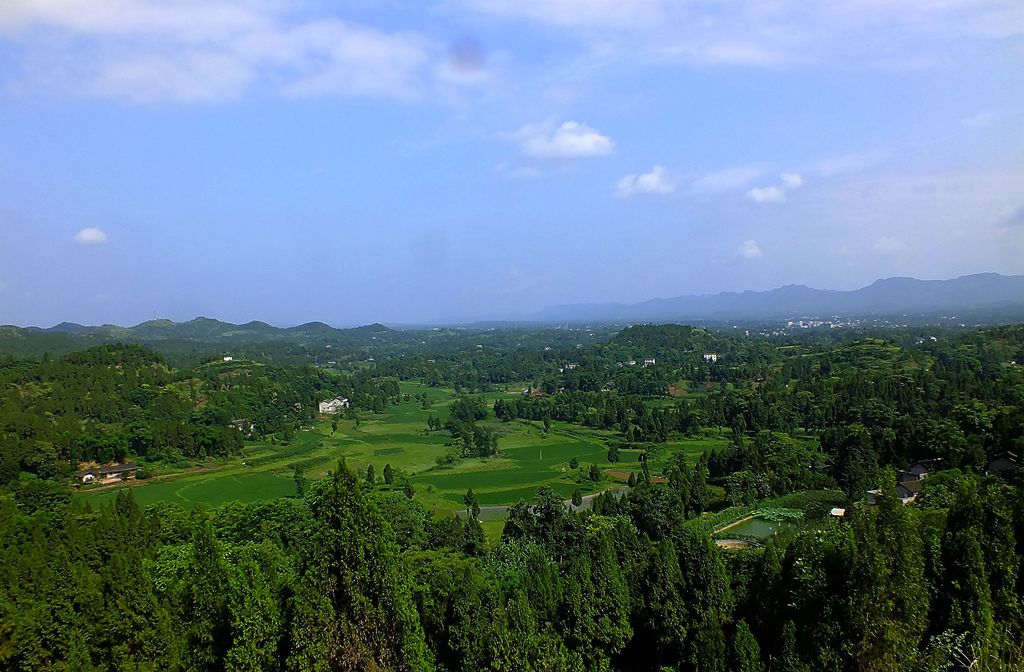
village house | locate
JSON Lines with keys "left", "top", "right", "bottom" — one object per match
{"left": 222, "top": 356, "right": 233, "bottom": 362}
{"left": 76, "top": 463, "right": 140, "bottom": 485}
{"left": 867, "top": 459, "right": 938, "bottom": 505}
{"left": 703, "top": 352, "right": 719, "bottom": 363}
{"left": 318, "top": 397, "right": 349, "bottom": 414}
{"left": 987, "top": 451, "right": 1019, "bottom": 475}
{"left": 229, "top": 418, "right": 256, "bottom": 437}
{"left": 643, "top": 358, "right": 656, "bottom": 367}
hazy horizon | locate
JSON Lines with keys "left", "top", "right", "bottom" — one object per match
{"left": 2, "top": 1, "right": 1022, "bottom": 327}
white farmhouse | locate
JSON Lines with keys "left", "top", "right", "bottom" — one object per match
{"left": 318, "top": 397, "right": 349, "bottom": 414}
{"left": 703, "top": 353, "right": 719, "bottom": 363}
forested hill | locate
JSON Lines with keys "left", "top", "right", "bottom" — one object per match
{"left": 0, "top": 319, "right": 618, "bottom": 365}
{"left": 0, "top": 318, "right": 396, "bottom": 357}
{"left": 0, "top": 344, "right": 399, "bottom": 485}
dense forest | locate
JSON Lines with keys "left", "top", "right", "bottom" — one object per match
{"left": 1, "top": 460, "right": 1020, "bottom": 671}
{"left": 0, "top": 324, "right": 1022, "bottom": 670}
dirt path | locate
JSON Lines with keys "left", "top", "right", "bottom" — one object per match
{"left": 713, "top": 514, "right": 756, "bottom": 534}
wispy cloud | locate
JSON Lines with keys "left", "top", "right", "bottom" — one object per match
{"left": 809, "top": 149, "right": 890, "bottom": 177}
{"left": 74, "top": 227, "right": 108, "bottom": 245}
{"left": 873, "top": 236, "right": 907, "bottom": 255}
{"left": 0, "top": 0, "right": 479, "bottom": 102}
{"left": 460, "top": 0, "right": 1024, "bottom": 71}
{"left": 739, "top": 240, "right": 762, "bottom": 259}
{"left": 496, "top": 162, "right": 543, "bottom": 179}
{"left": 996, "top": 204, "right": 1024, "bottom": 228}
{"left": 460, "top": 0, "right": 663, "bottom": 29}
{"left": 508, "top": 120, "right": 614, "bottom": 159}
{"left": 615, "top": 165, "right": 676, "bottom": 197}
{"left": 690, "top": 166, "right": 764, "bottom": 194}
{"left": 747, "top": 172, "right": 803, "bottom": 204}
{"left": 961, "top": 108, "right": 1004, "bottom": 129}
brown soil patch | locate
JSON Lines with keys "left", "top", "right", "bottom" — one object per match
{"left": 715, "top": 539, "right": 754, "bottom": 551}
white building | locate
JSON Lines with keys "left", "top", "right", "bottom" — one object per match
{"left": 643, "top": 358, "right": 656, "bottom": 367}
{"left": 318, "top": 397, "right": 349, "bottom": 414}
{"left": 703, "top": 353, "right": 719, "bottom": 363}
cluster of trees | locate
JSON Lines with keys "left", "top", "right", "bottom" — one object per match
{"left": 439, "top": 396, "right": 498, "bottom": 460}
{"left": 1, "top": 462, "right": 1020, "bottom": 671}
{"left": 705, "top": 431, "right": 831, "bottom": 505}
{"left": 494, "top": 392, "right": 679, "bottom": 443}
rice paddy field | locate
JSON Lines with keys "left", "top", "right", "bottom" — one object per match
{"left": 78, "top": 381, "right": 723, "bottom": 517}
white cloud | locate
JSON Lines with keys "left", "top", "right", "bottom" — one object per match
{"left": 615, "top": 165, "right": 676, "bottom": 197}
{"left": 873, "top": 236, "right": 907, "bottom": 255}
{"left": 747, "top": 185, "right": 786, "bottom": 204}
{"left": 509, "top": 121, "right": 615, "bottom": 159}
{"left": 747, "top": 172, "right": 804, "bottom": 204}
{"left": 74, "top": 227, "right": 108, "bottom": 245}
{"left": 780, "top": 172, "right": 803, "bottom": 189}
{"left": 0, "top": 1, "right": 460, "bottom": 102}
{"left": 739, "top": 240, "right": 762, "bottom": 258}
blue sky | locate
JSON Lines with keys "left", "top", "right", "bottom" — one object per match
{"left": 0, "top": 0, "right": 1022, "bottom": 326}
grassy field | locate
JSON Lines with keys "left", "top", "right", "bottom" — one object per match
{"left": 79, "top": 381, "right": 728, "bottom": 517}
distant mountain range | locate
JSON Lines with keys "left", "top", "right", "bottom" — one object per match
{"left": 35, "top": 318, "right": 392, "bottom": 342}
{"left": 533, "top": 273, "right": 1024, "bottom": 323}
{"left": 1, "top": 275, "right": 1022, "bottom": 349}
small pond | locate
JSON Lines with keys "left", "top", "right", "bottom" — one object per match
{"left": 723, "top": 517, "right": 791, "bottom": 539}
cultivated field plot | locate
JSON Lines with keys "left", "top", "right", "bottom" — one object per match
{"left": 79, "top": 381, "right": 726, "bottom": 515}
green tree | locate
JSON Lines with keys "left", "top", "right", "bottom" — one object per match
{"left": 185, "top": 518, "right": 231, "bottom": 671}
{"left": 288, "top": 461, "right": 430, "bottom": 671}
{"left": 939, "top": 478, "right": 994, "bottom": 650}
{"left": 731, "top": 619, "right": 763, "bottom": 672}
{"left": 464, "top": 488, "right": 480, "bottom": 520}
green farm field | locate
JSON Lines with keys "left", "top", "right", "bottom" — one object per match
{"left": 78, "top": 381, "right": 725, "bottom": 516}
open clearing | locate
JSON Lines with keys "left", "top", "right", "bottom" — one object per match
{"left": 79, "top": 381, "right": 725, "bottom": 516}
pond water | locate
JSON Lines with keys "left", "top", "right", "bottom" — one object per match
{"left": 724, "top": 517, "right": 790, "bottom": 538}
